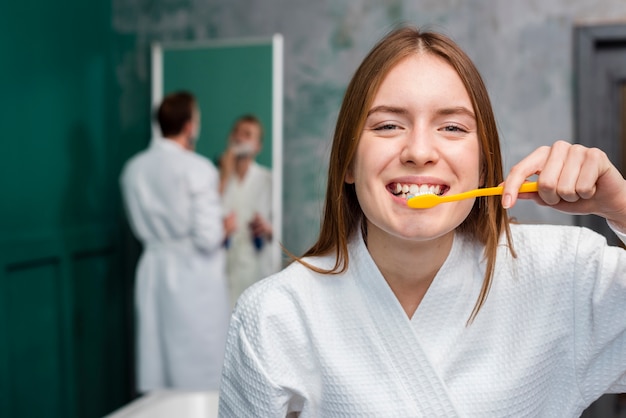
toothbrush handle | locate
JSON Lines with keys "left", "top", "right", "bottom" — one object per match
{"left": 458, "top": 182, "right": 538, "bottom": 199}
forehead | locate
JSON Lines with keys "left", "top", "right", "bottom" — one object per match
{"left": 235, "top": 120, "right": 260, "bottom": 133}
{"left": 372, "top": 53, "right": 471, "bottom": 109}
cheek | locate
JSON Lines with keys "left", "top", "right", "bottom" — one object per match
{"left": 346, "top": 153, "right": 370, "bottom": 186}
{"left": 351, "top": 143, "right": 387, "bottom": 178}
{"left": 456, "top": 142, "right": 482, "bottom": 182}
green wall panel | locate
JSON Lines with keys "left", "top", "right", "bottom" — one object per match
{"left": 4, "top": 260, "right": 68, "bottom": 417}
{"left": 0, "top": 0, "right": 115, "bottom": 238}
{"left": 74, "top": 249, "right": 129, "bottom": 417}
{"left": 0, "top": 0, "right": 135, "bottom": 416}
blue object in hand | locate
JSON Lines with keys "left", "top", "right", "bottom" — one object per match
{"left": 253, "top": 236, "right": 264, "bottom": 251}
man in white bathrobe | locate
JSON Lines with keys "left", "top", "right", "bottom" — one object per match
{"left": 219, "top": 115, "right": 277, "bottom": 307}
{"left": 120, "top": 91, "right": 231, "bottom": 392}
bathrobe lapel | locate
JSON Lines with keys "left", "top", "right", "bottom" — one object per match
{"left": 350, "top": 233, "right": 473, "bottom": 417}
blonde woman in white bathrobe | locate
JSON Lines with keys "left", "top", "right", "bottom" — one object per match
{"left": 121, "top": 91, "right": 231, "bottom": 392}
{"left": 218, "top": 27, "right": 626, "bottom": 417}
{"left": 220, "top": 115, "right": 277, "bottom": 307}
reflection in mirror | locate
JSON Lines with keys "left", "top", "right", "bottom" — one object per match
{"left": 221, "top": 114, "right": 274, "bottom": 306}
{"left": 151, "top": 35, "right": 283, "bottom": 305}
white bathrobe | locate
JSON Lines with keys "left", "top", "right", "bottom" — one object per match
{"left": 222, "top": 161, "right": 276, "bottom": 306}
{"left": 218, "top": 223, "right": 626, "bottom": 417}
{"left": 120, "top": 138, "right": 230, "bottom": 392}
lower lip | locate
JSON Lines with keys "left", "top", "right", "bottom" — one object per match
{"left": 390, "top": 193, "right": 414, "bottom": 205}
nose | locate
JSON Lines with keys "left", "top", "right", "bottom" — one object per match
{"left": 400, "top": 127, "right": 439, "bottom": 166}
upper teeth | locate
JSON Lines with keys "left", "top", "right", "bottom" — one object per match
{"left": 393, "top": 183, "right": 442, "bottom": 198}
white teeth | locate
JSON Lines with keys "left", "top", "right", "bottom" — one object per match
{"left": 392, "top": 183, "right": 443, "bottom": 199}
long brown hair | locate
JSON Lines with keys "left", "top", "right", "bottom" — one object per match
{"left": 298, "top": 26, "right": 515, "bottom": 322}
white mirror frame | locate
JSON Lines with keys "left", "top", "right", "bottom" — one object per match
{"left": 150, "top": 35, "right": 283, "bottom": 273}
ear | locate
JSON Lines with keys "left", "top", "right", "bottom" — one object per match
{"left": 181, "top": 120, "right": 193, "bottom": 136}
{"left": 345, "top": 167, "right": 355, "bottom": 184}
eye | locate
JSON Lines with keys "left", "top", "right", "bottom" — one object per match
{"left": 373, "top": 123, "right": 400, "bottom": 131}
{"left": 440, "top": 124, "right": 468, "bottom": 133}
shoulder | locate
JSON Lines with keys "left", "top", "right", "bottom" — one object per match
{"left": 509, "top": 223, "right": 606, "bottom": 250}
{"left": 181, "top": 150, "right": 217, "bottom": 172}
{"left": 175, "top": 152, "right": 219, "bottom": 188}
{"left": 509, "top": 222, "right": 577, "bottom": 241}
{"left": 252, "top": 162, "right": 272, "bottom": 179}
{"left": 236, "top": 259, "right": 322, "bottom": 308}
{"left": 488, "top": 224, "right": 612, "bottom": 317}
{"left": 506, "top": 223, "right": 610, "bottom": 273}
{"left": 232, "top": 255, "right": 338, "bottom": 328}
{"left": 155, "top": 138, "right": 217, "bottom": 174}
{"left": 120, "top": 150, "right": 150, "bottom": 181}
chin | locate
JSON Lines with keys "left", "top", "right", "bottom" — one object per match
{"left": 381, "top": 223, "right": 445, "bottom": 242}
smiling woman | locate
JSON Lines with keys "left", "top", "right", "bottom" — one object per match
{"left": 345, "top": 52, "right": 483, "bottom": 317}
{"left": 315, "top": 30, "right": 505, "bottom": 321}
{"left": 218, "top": 26, "right": 626, "bottom": 417}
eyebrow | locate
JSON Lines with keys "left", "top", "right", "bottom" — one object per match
{"left": 366, "top": 105, "right": 409, "bottom": 117}
{"left": 435, "top": 106, "right": 476, "bottom": 119}
{"left": 366, "top": 105, "right": 475, "bottom": 119}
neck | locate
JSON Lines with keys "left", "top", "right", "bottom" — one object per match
{"left": 235, "top": 157, "right": 252, "bottom": 180}
{"left": 166, "top": 133, "right": 193, "bottom": 151}
{"left": 366, "top": 225, "right": 454, "bottom": 318}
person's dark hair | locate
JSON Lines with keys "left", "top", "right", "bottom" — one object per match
{"left": 157, "top": 91, "right": 197, "bottom": 137}
{"left": 296, "top": 25, "right": 515, "bottom": 323}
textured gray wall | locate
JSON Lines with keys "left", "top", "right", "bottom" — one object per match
{"left": 113, "top": 0, "right": 626, "bottom": 256}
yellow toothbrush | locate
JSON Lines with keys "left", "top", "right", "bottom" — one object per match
{"left": 407, "top": 181, "right": 538, "bottom": 209}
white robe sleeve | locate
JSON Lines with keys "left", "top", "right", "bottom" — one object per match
{"left": 573, "top": 226, "right": 626, "bottom": 400}
{"left": 255, "top": 166, "right": 276, "bottom": 277}
{"left": 187, "top": 162, "right": 224, "bottom": 253}
{"left": 218, "top": 316, "right": 293, "bottom": 417}
{"left": 608, "top": 219, "right": 626, "bottom": 244}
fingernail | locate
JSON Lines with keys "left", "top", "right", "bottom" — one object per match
{"left": 503, "top": 194, "right": 512, "bottom": 209}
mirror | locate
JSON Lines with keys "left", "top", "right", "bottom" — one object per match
{"left": 151, "top": 35, "right": 283, "bottom": 303}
